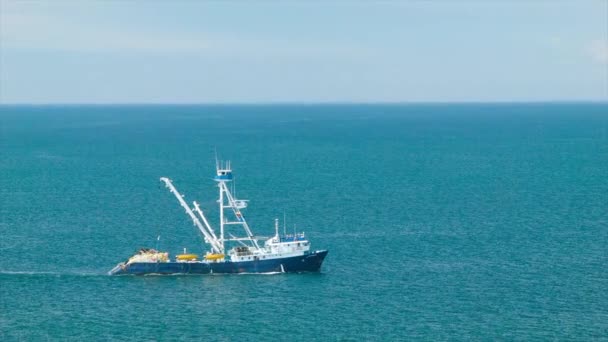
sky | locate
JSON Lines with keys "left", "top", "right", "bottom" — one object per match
{"left": 0, "top": 1, "right": 607, "bottom": 104}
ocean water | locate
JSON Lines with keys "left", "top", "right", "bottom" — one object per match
{"left": 0, "top": 103, "right": 607, "bottom": 340}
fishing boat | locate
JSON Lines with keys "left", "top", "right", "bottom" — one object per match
{"left": 109, "top": 160, "right": 328, "bottom": 275}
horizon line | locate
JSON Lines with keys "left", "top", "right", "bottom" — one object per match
{"left": 1, "top": 100, "right": 607, "bottom": 106}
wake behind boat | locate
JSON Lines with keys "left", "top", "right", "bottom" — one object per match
{"left": 109, "top": 160, "right": 328, "bottom": 275}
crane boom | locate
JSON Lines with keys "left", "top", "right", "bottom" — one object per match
{"left": 193, "top": 201, "right": 218, "bottom": 241}
{"left": 160, "top": 177, "right": 222, "bottom": 253}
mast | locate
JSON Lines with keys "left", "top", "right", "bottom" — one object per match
{"left": 275, "top": 218, "right": 279, "bottom": 238}
{"left": 219, "top": 174, "right": 225, "bottom": 253}
{"left": 214, "top": 160, "right": 260, "bottom": 252}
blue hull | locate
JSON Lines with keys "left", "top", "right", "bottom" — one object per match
{"left": 109, "top": 250, "right": 328, "bottom": 275}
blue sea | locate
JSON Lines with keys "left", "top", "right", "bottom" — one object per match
{"left": 1, "top": 103, "right": 607, "bottom": 340}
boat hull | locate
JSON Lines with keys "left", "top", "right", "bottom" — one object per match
{"left": 109, "top": 250, "right": 328, "bottom": 275}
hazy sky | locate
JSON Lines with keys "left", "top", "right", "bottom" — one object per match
{"left": 1, "top": 1, "right": 607, "bottom": 103}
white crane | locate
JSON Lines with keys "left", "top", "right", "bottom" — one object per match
{"left": 159, "top": 177, "right": 223, "bottom": 254}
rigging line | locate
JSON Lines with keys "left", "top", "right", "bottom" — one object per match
{"left": 229, "top": 234, "right": 248, "bottom": 247}
{"left": 283, "top": 211, "right": 287, "bottom": 236}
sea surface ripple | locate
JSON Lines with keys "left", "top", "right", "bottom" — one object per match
{"left": 1, "top": 103, "right": 607, "bottom": 340}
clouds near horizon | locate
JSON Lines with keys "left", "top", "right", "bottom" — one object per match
{"left": 1, "top": 1, "right": 606, "bottom": 103}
